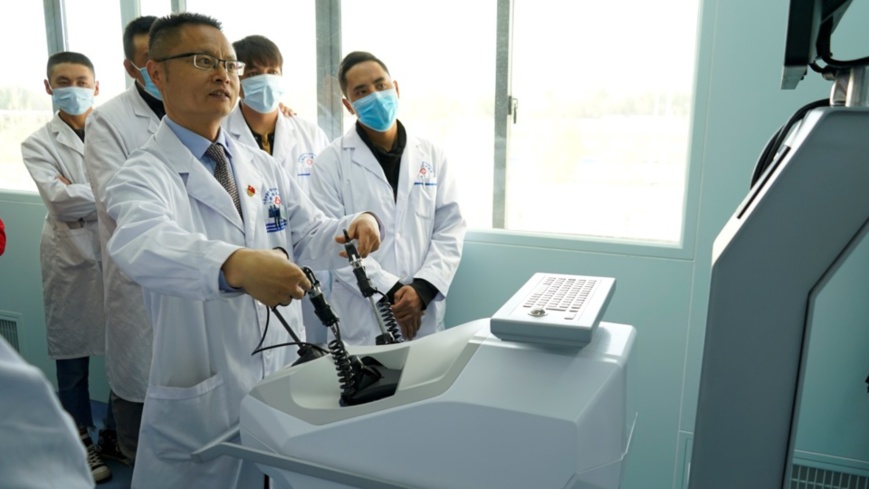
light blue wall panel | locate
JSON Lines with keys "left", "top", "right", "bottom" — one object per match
{"left": 0, "top": 193, "right": 110, "bottom": 402}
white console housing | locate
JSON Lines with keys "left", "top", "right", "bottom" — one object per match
{"left": 236, "top": 319, "right": 636, "bottom": 489}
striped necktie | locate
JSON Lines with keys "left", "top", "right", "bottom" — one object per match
{"left": 205, "top": 143, "right": 242, "bottom": 218}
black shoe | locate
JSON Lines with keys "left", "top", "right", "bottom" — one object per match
{"left": 96, "top": 428, "right": 132, "bottom": 466}
{"left": 80, "top": 428, "right": 112, "bottom": 483}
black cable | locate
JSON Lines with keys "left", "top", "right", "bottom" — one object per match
{"left": 253, "top": 341, "right": 329, "bottom": 355}
{"left": 376, "top": 296, "right": 404, "bottom": 343}
{"left": 751, "top": 128, "right": 784, "bottom": 187}
{"left": 820, "top": 53, "right": 869, "bottom": 69}
{"left": 250, "top": 301, "right": 328, "bottom": 356}
{"left": 750, "top": 98, "right": 830, "bottom": 188}
{"left": 340, "top": 229, "right": 402, "bottom": 344}
{"left": 270, "top": 305, "right": 304, "bottom": 344}
{"left": 251, "top": 305, "right": 273, "bottom": 356}
{"left": 814, "top": 17, "right": 869, "bottom": 71}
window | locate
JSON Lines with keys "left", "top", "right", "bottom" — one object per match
{"left": 0, "top": 2, "right": 51, "bottom": 192}
{"left": 139, "top": 0, "right": 171, "bottom": 17}
{"left": 507, "top": 0, "right": 699, "bottom": 243}
{"left": 338, "top": 0, "right": 698, "bottom": 242}
{"left": 341, "top": 0, "right": 497, "bottom": 230}
{"left": 185, "top": 1, "right": 319, "bottom": 119}
{"left": 65, "top": 0, "right": 125, "bottom": 104}
{"left": 2, "top": 2, "right": 702, "bottom": 244}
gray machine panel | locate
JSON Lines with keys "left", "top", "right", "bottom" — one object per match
{"left": 690, "top": 107, "right": 869, "bottom": 489}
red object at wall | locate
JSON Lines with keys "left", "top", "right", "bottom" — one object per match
{"left": 0, "top": 218, "right": 6, "bottom": 256}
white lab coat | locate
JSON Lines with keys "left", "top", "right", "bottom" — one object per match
{"left": 105, "top": 122, "right": 362, "bottom": 489}
{"left": 84, "top": 85, "right": 159, "bottom": 402}
{"left": 309, "top": 125, "right": 466, "bottom": 345}
{"left": 223, "top": 103, "right": 330, "bottom": 194}
{"left": 21, "top": 114, "right": 105, "bottom": 359}
{"left": 0, "top": 337, "right": 94, "bottom": 488}
{"left": 224, "top": 105, "right": 333, "bottom": 343}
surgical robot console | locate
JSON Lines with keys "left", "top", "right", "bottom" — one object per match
{"left": 690, "top": 1, "right": 869, "bottom": 487}
{"left": 194, "top": 240, "right": 635, "bottom": 489}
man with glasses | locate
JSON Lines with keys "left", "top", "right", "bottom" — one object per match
{"left": 83, "top": 15, "right": 162, "bottom": 467}
{"left": 102, "top": 13, "right": 382, "bottom": 488}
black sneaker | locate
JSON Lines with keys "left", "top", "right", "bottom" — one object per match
{"left": 96, "top": 428, "right": 132, "bottom": 466}
{"left": 80, "top": 428, "right": 111, "bottom": 483}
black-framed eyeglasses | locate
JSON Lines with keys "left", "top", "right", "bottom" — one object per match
{"left": 154, "top": 52, "right": 245, "bottom": 75}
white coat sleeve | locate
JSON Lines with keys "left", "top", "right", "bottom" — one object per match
{"left": 279, "top": 173, "right": 366, "bottom": 272}
{"left": 21, "top": 133, "right": 97, "bottom": 222}
{"left": 309, "top": 147, "right": 400, "bottom": 298}
{"left": 0, "top": 338, "right": 94, "bottom": 489}
{"left": 84, "top": 109, "right": 133, "bottom": 206}
{"left": 105, "top": 159, "right": 242, "bottom": 301}
{"left": 409, "top": 152, "right": 466, "bottom": 300}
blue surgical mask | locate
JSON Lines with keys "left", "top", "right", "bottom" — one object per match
{"left": 352, "top": 88, "right": 399, "bottom": 132}
{"left": 133, "top": 63, "right": 163, "bottom": 101}
{"left": 241, "top": 74, "right": 286, "bottom": 114}
{"left": 51, "top": 86, "right": 94, "bottom": 116}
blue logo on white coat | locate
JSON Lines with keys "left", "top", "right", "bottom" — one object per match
{"left": 297, "top": 152, "right": 315, "bottom": 178}
{"left": 263, "top": 188, "right": 287, "bottom": 232}
{"left": 414, "top": 161, "right": 437, "bottom": 186}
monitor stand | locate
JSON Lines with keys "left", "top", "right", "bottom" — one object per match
{"left": 690, "top": 98, "right": 869, "bottom": 488}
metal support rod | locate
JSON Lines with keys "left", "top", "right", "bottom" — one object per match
{"left": 492, "top": 0, "right": 513, "bottom": 229}
{"left": 845, "top": 66, "right": 869, "bottom": 108}
{"left": 43, "top": 0, "right": 66, "bottom": 55}
{"left": 316, "top": 0, "right": 343, "bottom": 140}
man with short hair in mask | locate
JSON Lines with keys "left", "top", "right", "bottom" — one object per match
{"left": 223, "top": 35, "right": 333, "bottom": 344}
{"left": 225, "top": 35, "right": 330, "bottom": 193}
{"left": 82, "top": 15, "right": 163, "bottom": 467}
{"left": 310, "top": 51, "right": 466, "bottom": 345}
{"left": 21, "top": 50, "right": 112, "bottom": 483}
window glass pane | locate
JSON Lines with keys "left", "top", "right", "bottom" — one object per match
{"left": 65, "top": 0, "right": 125, "bottom": 104}
{"left": 341, "top": 0, "right": 497, "bottom": 230}
{"left": 509, "top": 0, "right": 699, "bottom": 243}
{"left": 140, "top": 0, "right": 172, "bottom": 17}
{"left": 0, "top": 2, "right": 50, "bottom": 192}
{"left": 185, "top": 1, "right": 318, "bottom": 119}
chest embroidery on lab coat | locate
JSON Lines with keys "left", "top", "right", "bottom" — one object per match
{"left": 263, "top": 188, "right": 287, "bottom": 232}
{"left": 414, "top": 161, "right": 437, "bottom": 187}
{"left": 297, "top": 152, "right": 315, "bottom": 178}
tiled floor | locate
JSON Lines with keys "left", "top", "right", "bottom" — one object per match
{"left": 90, "top": 401, "right": 133, "bottom": 488}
